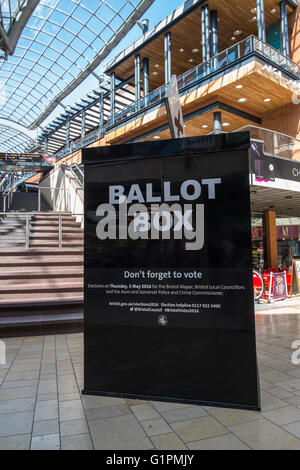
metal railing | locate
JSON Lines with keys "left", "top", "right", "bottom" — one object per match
{"left": 235, "top": 125, "right": 300, "bottom": 161}
{"left": 54, "top": 129, "right": 105, "bottom": 161}
{"left": 69, "top": 164, "right": 84, "bottom": 187}
{"left": 37, "top": 185, "right": 83, "bottom": 213}
{"left": 106, "top": 35, "right": 300, "bottom": 128}
{"left": 0, "top": 211, "right": 83, "bottom": 250}
{"left": 37, "top": 36, "right": 300, "bottom": 162}
{"left": 1, "top": 173, "right": 16, "bottom": 212}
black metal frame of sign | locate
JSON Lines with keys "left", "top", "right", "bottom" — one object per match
{"left": 82, "top": 133, "right": 261, "bottom": 411}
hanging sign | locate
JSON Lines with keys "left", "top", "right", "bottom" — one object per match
{"left": 165, "top": 75, "right": 186, "bottom": 139}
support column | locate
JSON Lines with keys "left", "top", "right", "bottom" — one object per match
{"left": 164, "top": 32, "right": 172, "bottom": 84}
{"left": 213, "top": 111, "right": 222, "bottom": 134}
{"left": 110, "top": 72, "right": 115, "bottom": 123}
{"left": 204, "top": 4, "right": 210, "bottom": 60}
{"left": 256, "top": 0, "right": 266, "bottom": 42}
{"left": 263, "top": 210, "right": 278, "bottom": 269}
{"left": 201, "top": 6, "right": 206, "bottom": 63}
{"left": 280, "top": 1, "right": 290, "bottom": 57}
{"left": 99, "top": 92, "right": 104, "bottom": 128}
{"left": 210, "top": 10, "right": 219, "bottom": 56}
{"left": 81, "top": 110, "right": 85, "bottom": 138}
{"left": 135, "top": 54, "right": 141, "bottom": 101}
{"left": 66, "top": 119, "right": 70, "bottom": 150}
{"left": 143, "top": 57, "right": 149, "bottom": 97}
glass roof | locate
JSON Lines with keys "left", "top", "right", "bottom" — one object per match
{"left": 0, "top": 125, "right": 32, "bottom": 152}
{"left": 0, "top": 0, "right": 154, "bottom": 152}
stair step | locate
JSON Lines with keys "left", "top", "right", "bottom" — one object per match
{"left": 1, "top": 303, "right": 83, "bottom": 316}
{"left": 0, "top": 230, "right": 26, "bottom": 234}
{"left": 30, "top": 235, "right": 83, "bottom": 240}
{"left": 31, "top": 222, "right": 81, "bottom": 228}
{"left": 0, "top": 312, "right": 83, "bottom": 326}
{"left": 0, "top": 236, "right": 26, "bottom": 240}
{"left": 0, "top": 296, "right": 83, "bottom": 308}
{"left": 0, "top": 257, "right": 83, "bottom": 267}
{"left": 1, "top": 274, "right": 83, "bottom": 285}
{"left": 0, "top": 248, "right": 83, "bottom": 255}
{"left": 0, "top": 280, "right": 83, "bottom": 294}
{"left": 30, "top": 228, "right": 83, "bottom": 233}
{"left": 0, "top": 265, "right": 82, "bottom": 275}
{"left": 33, "top": 218, "right": 76, "bottom": 223}
{"left": 29, "top": 242, "right": 83, "bottom": 248}
{"left": 0, "top": 223, "right": 26, "bottom": 227}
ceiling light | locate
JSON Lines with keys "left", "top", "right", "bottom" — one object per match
{"left": 251, "top": 7, "right": 257, "bottom": 13}
{"left": 234, "top": 29, "right": 242, "bottom": 35}
{"left": 264, "top": 98, "right": 271, "bottom": 102}
{"left": 222, "top": 123, "right": 230, "bottom": 127}
{"left": 236, "top": 84, "right": 243, "bottom": 89}
{"left": 238, "top": 97, "right": 247, "bottom": 102}
{"left": 152, "top": 71, "right": 158, "bottom": 76}
{"left": 189, "top": 58, "right": 194, "bottom": 63}
{"left": 202, "top": 125, "right": 208, "bottom": 128}
{"left": 271, "top": 8, "right": 277, "bottom": 14}
{"left": 231, "top": 36, "right": 236, "bottom": 41}
{"left": 153, "top": 135, "right": 160, "bottom": 139}
{"left": 154, "top": 64, "right": 159, "bottom": 68}
{"left": 179, "top": 48, "right": 184, "bottom": 53}
{"left": 192, "top": 48, "right": 199, "bottom": 53}
{"left": 252, "top": 16, "right": 257, "bottom": 21}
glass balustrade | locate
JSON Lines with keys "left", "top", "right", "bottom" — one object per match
{"left": 52, "top": 36, "right": 300, "bottom": 160}
{"left": 235, "top": 125, "right": 300, "bottom": 162}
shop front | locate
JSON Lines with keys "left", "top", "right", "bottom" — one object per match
{"left": 252, "top": 222, "right": 300, "bottom": 271}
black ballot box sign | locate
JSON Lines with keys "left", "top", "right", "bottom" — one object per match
{"left": 82, "top": 133, "right": 261, "bottom": 411}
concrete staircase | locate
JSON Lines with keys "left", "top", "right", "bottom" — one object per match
{"left": 9, "top": 192, "right": 51, "bottom": 212}
{"left": 0, "top": 212, "right": 84, "bottom": 336}
{"left": 0, "top": 215, "right": 27, "bottom": 249}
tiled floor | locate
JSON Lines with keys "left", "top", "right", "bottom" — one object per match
{"left": 1, "top": 310, "right": 300, "bottom": 450}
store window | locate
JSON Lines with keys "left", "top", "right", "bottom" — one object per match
{"left": 251, "top": 216, "right": 300, "bottom": 271}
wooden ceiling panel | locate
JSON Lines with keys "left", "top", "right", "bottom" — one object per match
{"left": 111, "top": 0, "right": 292, "bottom": 92}
{"left": 138, "top": 108, "right": 255, "bottom": 143}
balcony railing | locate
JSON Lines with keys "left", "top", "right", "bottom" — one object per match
{"left": 107, "top": 35, "right": 300, "bottom": 128}
{"left": 235, "top": 125, "right": 300, "bottom": 162}
{"left": 49, "top": 36, "right": 300, "bottom": 162}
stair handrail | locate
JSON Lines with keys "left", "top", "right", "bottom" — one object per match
{"left": 71, "top": 164, "right": 84, "bottom": 183}
{"left": 0, "top": 172, "right": 13, "bottom": 194}
{"left": 1, "top": 173, "right": 16, "bottom": 212}
{"left": 0, "top": 211, "right": 83, "bottom": 250}
{"left": 67, "top": 164, "right": 84, "bottom": 189}
{"left": 37, "top": 185, "right": 83, "bottom": 212}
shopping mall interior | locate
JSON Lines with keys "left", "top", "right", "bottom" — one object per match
{"left": 0, "top": 0, "right": 300, "bottom": 451}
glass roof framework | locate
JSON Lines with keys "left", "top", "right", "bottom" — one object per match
{"left": 0, "top": 0, "right": 154, "bottom": 152}
{"left": 0, "top": 125, "right": 32, "bottom": 152}
{"left": 36, "top": 81, "right": 136, "bottom": 154}
{"left": 0, "top": 1, "right": 29, "bottom": 33}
